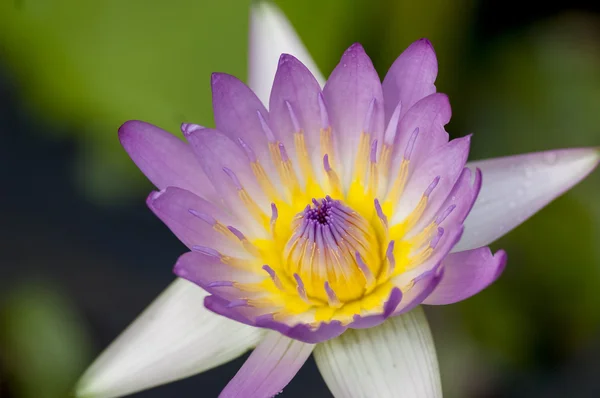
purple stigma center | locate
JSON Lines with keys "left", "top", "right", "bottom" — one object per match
{"left": 304, "top": 196, "right": 338, "bottom": 225}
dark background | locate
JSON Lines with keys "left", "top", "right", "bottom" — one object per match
{"left": 1, "top": 1, "right": 600, "bottom": 397}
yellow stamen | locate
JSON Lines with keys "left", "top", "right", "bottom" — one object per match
{"left": 384, "top": 159, "right": 409, "bottom": 212}
{"left": 352, "top": 132, "right": 371, "bottom": 183}
{"left": 368, "top": 160, "right": 378, "bottom": 197}
{"left": 294, "top": 131, "right": 315, "bottom": 183}
{"left": 239, "top": 188, "right": 269, "bottom": 226}
{"left": 320, "top": 127, "right": 334, "bottom": 164}
{"left": 251, "top": 161, "right": 279, "bottom": 201}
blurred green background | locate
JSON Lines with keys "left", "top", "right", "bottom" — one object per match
{"left": 1, "top": 0, "right": 599, "bottom": 397}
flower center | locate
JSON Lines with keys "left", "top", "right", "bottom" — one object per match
{"left": 283, "top": 197, "right": 382, "bottom": 303}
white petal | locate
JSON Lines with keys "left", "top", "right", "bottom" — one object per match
{"left": 455, "top": 148, "right": 600, "bottom": 252}
{"left": 75, "top": 278, "right": 264, "bottom": 398}
{"left": 314, "top": 307, "right": 441, "bottom": 398}
{"left": 249, "top": 2, "right": 324, "bottom": 106}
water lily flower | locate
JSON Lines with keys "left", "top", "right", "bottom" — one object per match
{"left": 75, "top": 3, "right": 599, "bottom": 398}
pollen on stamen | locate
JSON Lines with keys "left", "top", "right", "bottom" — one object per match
{"left": 257, "top": 110, "right": 276, "bottom": 142}
{"left": 435, "top": 204, "right": 456, "bottom": 225}
{"left": 404, "top": 127, "right": 420, "bottom": 160}
{"left": 355, "top": 252, "right": 376, "bottom": 287}
{"left": 323, "top": 154, "right": 342, "bottom": 196}
{"left": 223, "top": 167, "right": 243, "bottom": 190}
{"left": 294, "top": 273, "right": 309, "bottom": 302}
{"left": 270, "top": 203, "right": 278, "bottom": 233}
{"left": 188, "top": 209, "right": 215, "bottom": 225}
{"left": 323, "top": 154, "right": 332, "bottom": 172}
{"left": 229, "top": 225, "right": 261, "bottom": 257}
{"left": 374, "top": 198, "right": 388, "bottom": 228}
{"left": 430, "top": 227, "right": 444, "bottom": 249}
{"left": 262, "top": 265, "right": 284, "bottom": 290}
{"left": 424, "top": 176, "right": 441, "bottom": 197}
{"left": 363, "top": 97, "right": 377, "bottom": 133}
{"left": 207, "top": 281, "right": 234, "bottom": 288}
{"left": 383, "top": 101, "right": 402, "bottom": 145}
{"left": 237, "top": 137, "right": 257, "bottom": 162}
{"left": 318, "top": 92, "right": 330, "bottom": 129}
{"left": 324, "top": 281, "right": 341, "bottom": 308}
{"left": 370, "top": 139, "right": 378, "bottom": 163}
{"left": 386, "top": 241, "right": 396, "bottom": 274}
{"left": 227, "top": 226, "right": 246, "bottom": 241}
{"left": 368, "top": 141, "right": 379, "bottom": 195}
{"left": 227, "top": 299, "right": 249, "bottom": 309}
{"left": 285, "top": 100, "right": 302, "bottom": 133}
{"left": 192, "top": 245, "right": 221, "bottom": 257}
{"left": 278, "top": 143, "right": 290, "bottom": 162}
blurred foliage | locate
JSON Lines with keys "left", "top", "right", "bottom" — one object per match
{"left": 0, "top": 0, "right": 249, "bottom": 202}
{"left": 457, "top": 11, "right": 600, "bottom": 366}
{"left": 1, "top": 0, "right": 600, "bottom": 397}
{"left": 0, "top": 282, "right": 92, "bottom": 398}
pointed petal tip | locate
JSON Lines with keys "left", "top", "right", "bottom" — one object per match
{"left": 117, "top": 120, "right": 148, "bottom": 141}
{"left": 172, "top": 257, "right": 188, "bottom": 280}
{"left": 74, "top": 279, "right": 263, "bottom": 398}
{"left": 180, "top": 123, "right": 205, "bottom": 137}
{"left": 414, "top": 37, "right": 435, "bottom": 49}
{"left": 494, "top": 249, "right": 508, "bottom": 279}
{"left": 278, "top": 53, "right": 297, "bottom": 66}
{"left": 211, "top": 72, "right": 238, "bottom": 87}
{"left": 145, "top": 189, "right": 165, "bottom": 207}
{"left": 344, "top": 42, "right": 367, "bottom": 57}
{"left": 458, "top": 146, "right": 599, "bottom": 251}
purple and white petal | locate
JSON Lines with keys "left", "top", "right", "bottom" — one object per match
{"left": 424, "top": 246, "right": 507, "bottom": 305}
{"left": 118, "top": 120, "right": 219, "bottom": 204}
{"left": 174, "top": 251, "right": 263, "bottom": 301}
{"left": 147, "top": 187, "right": 247, "bottom": 257}
{"left": 382, "top": 38, "right": 438, "bottom": 123}
{"left": 314, "top": 307, "right": 441, "bottom": 398}
{"left": 269, "top": 54, "right": 325, "bottom": 184}
{"left": 185, "top": 127, "right": 270, "bottom": 236}
{"left": 75, "top": 279, "right": 263, "bottom": 398}
{"left": 211, "top": 73, "right": 281, "bottom": 186}
{"left": 385, "top": 94, "right": 451, "bottom": 193}
{"left": 219, "top": 331, "right": 314, "bottom": 398}
{"left": 323, "top": 43, "right": 385, "bottom": 189}
{"left": 249, "top": 2, "right": 324, "bottom": 106}
{"left": 391, "top": 135, "right": 470, "bottom": 225}
{"left": 455, "top": 148, "right": 600, "bottom": 251}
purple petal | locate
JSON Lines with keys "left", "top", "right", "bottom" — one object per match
{"left": 394, "top": 226, "right": 464, "bottom": 290}
{"left": 391, "top": 136, "right": 470, "bottom": 225}
{"left": 249, "top": 2, "right": 324, "bottom": 106}
{"left": 185, "top": 127, "right": 270, "bottom": 235}
{"left": 173, "top": 251, "right": 263, "bottom": 301}
{"left": 269, "top": 54, "right": 325, "bottom": 183}
{"left": 392, "top": 266, "right": 444, "bottom": 316}
{"left": 455, "top": 148, "right": 600, "bottom": 251}
{"left": 204, "top": 294, "right": 257, "bottom": 327}
{"left": 219, "top": 331, "right": 314, "bottom": 398}
{"left": 382, "top": 38, "right": 438, "bottom": 123}
{"left": 255, "top": 317, "right": 347, "bottom": 344}
{"left": 147, "top": 187, "right": 247, "bottom": 256}
{"left": 118, "top": 120, "right": 218, "bottom": 203}
{"left": 424, "top": 247, "right": 507, "bottom": 305}
{"left": 323, "top": 43, "right": 385, "bottom": 188}
{"left": 211, "top": 73, "right": 280, "bottom": 185}
{"left": 386, "top": 93, "right": 451, "bottom": 186}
